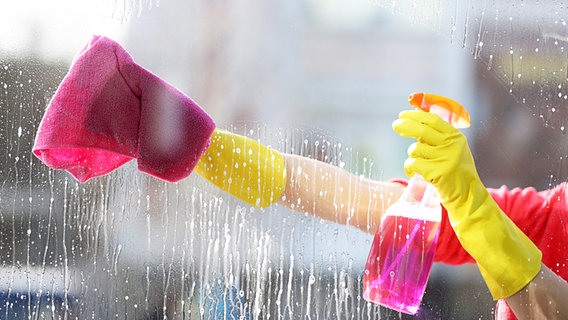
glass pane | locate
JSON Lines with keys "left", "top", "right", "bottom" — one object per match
{"left": 1, "top": 0, "right": 566, "bottom": 319}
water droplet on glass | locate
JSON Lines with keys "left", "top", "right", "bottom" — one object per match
{"left": 308, "top": 275, "right": 316, "bottom": 285}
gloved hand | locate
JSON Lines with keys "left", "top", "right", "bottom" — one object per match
{"left": 194, "top": 129, "right": 287, "bottom": 208}
{"left": 392, "top": 109, "right": 542, "bottom": 300}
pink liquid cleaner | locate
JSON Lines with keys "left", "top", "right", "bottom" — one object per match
{"left": 363, "top": 92, "right": 469, "bottom": 314}
{"left": 363, "top": 175, "right": 441, "bottom": 315}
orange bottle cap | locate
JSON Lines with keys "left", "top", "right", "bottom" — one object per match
{"left": 408, "top": 92, "right": 471, "bottom": 128}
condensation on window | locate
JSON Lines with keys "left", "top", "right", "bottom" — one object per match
{"left": 1, "top": 0, "right": 566, "bottom": 319}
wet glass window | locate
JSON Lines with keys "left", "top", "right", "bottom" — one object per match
{"left": 1, "top": 0, "right": 566, "bottom": 319}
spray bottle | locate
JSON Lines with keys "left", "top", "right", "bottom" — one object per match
{"left": 362, "top": 93, "right": 470, "bottom": 315}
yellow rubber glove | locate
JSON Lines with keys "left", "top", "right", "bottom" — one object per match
{"left": 392, "top": 109, "right": 542, "bottom": 300}
{"left": 194, "top": 129, "right": 287, "bottom": 208}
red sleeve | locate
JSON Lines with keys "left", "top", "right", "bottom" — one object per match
{"left": 435, "top": 182, "right": 568, "bottom": 285}
{"left": 388, "top": 178, "right": 474, "bottom": 264}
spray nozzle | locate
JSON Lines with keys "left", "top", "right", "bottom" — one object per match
{"left": 408, "top": 92, "right": 471, "bottom": 129}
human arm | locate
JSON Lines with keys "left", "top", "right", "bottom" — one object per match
{"left": 194, "top": 129, "right": 404, "bottom": 233}
{"left": 278, "top": 153, "right": 404, "bottom": 233}
{"left": 493, "top": 183, "right": 568, "bottom": 319}
{"left": 194, "top": 128, "right": 287, "bottom": 208}
{"left": 392, "top": 110, "right": 568, "bottom": 319}
{"left": 506, "top": 263, "right": 568, "bottom": 320}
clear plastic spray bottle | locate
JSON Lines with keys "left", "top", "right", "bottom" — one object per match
{"left": 362, "top": 93, "right": 470, "bottom": 315}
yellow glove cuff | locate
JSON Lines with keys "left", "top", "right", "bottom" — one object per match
{"left": 450, "top": 187, "right": 542, "bottom": 300}
{"left": 194, "top": 129, "right": 287, "bottom": 208}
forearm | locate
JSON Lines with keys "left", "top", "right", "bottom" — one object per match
{"left": 195, "top": 131, "right": 404, "bottom": 233}
{"left": 506, "top": 263, "right": 568, "bottom": 320}
{"left": 278, "top": 154, "right": 403, "bottom": 234}
{"left": 195, "top": 129, "right": 287, "bottom": 208}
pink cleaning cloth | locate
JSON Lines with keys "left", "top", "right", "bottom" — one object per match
{"left": 33, "top": 35, "right": 216, "bottom": 183}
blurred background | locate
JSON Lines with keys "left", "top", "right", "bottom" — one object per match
{"left": 1, "top": 0, "right": 567, "bottom": 319}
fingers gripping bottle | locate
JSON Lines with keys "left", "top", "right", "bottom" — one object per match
{"left": 362, "top": 93, "right": 470, "bottom": 315}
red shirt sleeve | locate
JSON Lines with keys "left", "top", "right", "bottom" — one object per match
{"left": 391, "top": 180, "right": 568, "bottom": 320}
{"left": 434, "top": 182, "right": 568, "bottom": 285}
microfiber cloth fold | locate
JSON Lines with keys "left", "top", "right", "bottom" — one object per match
{"left": 33, "top": 35, "right": 216, "bottom": 183}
